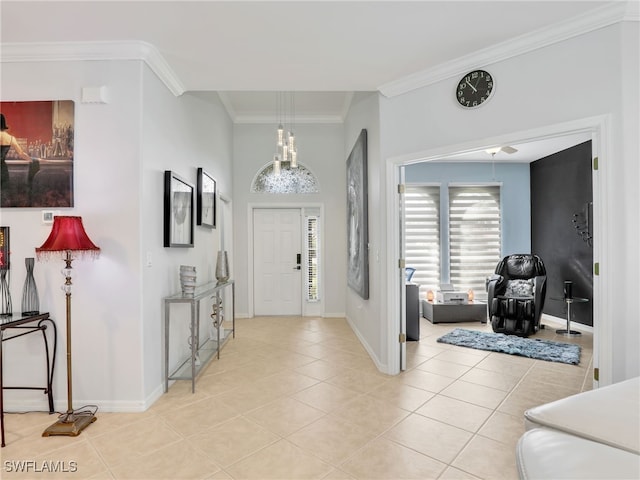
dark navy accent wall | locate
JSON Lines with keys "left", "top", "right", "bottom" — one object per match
{"left": 531, "top": 141, "right": 593, "bottom": 326}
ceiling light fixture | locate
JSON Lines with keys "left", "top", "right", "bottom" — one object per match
{"left": 273, "top": 92, "right": 298, "bottom": 174}
{"left": 485, "top": 145, "right": 518, "bottom": 156}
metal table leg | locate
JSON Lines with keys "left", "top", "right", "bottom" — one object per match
{"left": 556, "top": 299, "right": 582, "bottom": 336}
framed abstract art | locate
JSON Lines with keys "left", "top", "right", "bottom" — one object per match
{"left": 346, "top": 129, "right": 369, "bottom": 300}
{"left": 196, "top": 168, "right": 216, "bottom": 228}
{"left": 164, "top": 171, "right": 194, "bottom": 248}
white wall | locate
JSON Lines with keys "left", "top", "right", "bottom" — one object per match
{"left": 140, "top": 81, "right": 233, "bottom": 404}
{"left": 232, "top": 123, "right": 346, "bottom": 318}
{"left": 617, "top": 20, "right": 640, "bottom": 381}
{"left": 1, "top": 59, "right": 145, "bottom": 410}
{"left": 0, "top": 59, "right": 234, "bottom": 411}
{"left": 343, "top": 92, "right": 388, "bottom": 371}
{"left": 380, "top": 23, "right": 639, "bottom": 383}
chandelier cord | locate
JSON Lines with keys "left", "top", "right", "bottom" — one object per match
{"left": 273, "top": 91, "right": 299, "bottom": 173}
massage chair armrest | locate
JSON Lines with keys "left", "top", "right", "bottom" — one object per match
{"left": 486, "top": 274, "right": 504, "bottom": 316}
{"left": 486, "top": 274, "right": 503, "bottom": 291}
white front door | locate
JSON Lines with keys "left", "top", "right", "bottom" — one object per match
{"left": 253, "top": 208, "right": 302, "bottom": 315}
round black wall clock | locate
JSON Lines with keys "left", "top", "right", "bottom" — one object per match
{"left": 456, "top": 69, "right": 494, "bottom": 108}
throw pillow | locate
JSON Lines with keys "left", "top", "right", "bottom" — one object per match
{"left": 505, "top": 278, "right": 534, "bottom": 297}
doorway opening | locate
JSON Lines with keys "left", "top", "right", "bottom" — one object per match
{"left": 388, "top": 116, "right": 610, "bottom": 386}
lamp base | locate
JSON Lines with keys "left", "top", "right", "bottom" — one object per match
{"left": 42, "top": 412, "right": 96, "bottom": 437}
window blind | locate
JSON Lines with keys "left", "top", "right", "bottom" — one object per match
{"left": 448, "top": 186, "right": 501, "bottom": 298}
{"left": 404, "top": 186, "right": 440, "bottom": 291}
{"left": 306, "top": 216, "right": 319, "bottom": 301}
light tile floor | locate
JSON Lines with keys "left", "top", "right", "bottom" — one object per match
{"left": 2, "top": 315, "right": 592, "bottom": 479}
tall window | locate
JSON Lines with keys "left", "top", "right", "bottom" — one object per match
{"left": 404, "top": 186, "right": 440, "bottom": 292}
{"left": 448, "top": 186, "right": 501, "bottom": 298}
{"left": 305, "top": 215, "right": 320, "bottom": 301}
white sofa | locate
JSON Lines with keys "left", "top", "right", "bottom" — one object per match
{"left": 516, "top": 376, "right": 640, "bottom": 479}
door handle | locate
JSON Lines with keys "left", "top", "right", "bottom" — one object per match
{"left": 293, "top": 265, "right": 301, "bottom": 270}
{"left": 293, "top": 253, "right": 301, "bottom": 270}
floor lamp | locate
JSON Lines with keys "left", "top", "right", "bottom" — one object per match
{"left": 36, "top": 216, "right": 100, "bottom": 437}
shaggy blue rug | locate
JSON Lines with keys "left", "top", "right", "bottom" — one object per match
{"left": 437, "top": 328, "right": 581, "bottom": 365}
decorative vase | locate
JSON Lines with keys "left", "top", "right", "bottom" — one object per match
{"left": 21, "top": 257, "right": 39, "bottom": 315}
{"left": 0, "top": 269, "right": 12, "bottom": 317}
{"left": 179, "top": 265, "right": 196, "bottom": 296}
{"left": 215, "top": 251, "right": 229, "bottom": 283}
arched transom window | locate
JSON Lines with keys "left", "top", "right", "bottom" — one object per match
{"left": 251, "top": 163, "right": 320, "bottom": 194}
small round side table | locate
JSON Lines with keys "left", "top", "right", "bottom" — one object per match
{"left": 552, "top": 297, "right": 589, "bottom": 336}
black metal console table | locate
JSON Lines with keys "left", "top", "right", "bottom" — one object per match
{"left": 1, "top": 312, "right": 56, "bottom": 447}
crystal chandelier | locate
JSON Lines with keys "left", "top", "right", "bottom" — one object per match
{"left": 273, "top": 92, "right": 298, "bottom": 174}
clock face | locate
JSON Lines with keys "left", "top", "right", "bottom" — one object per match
{"left": 456, "top": 70, "right": 494, "bottom": 108}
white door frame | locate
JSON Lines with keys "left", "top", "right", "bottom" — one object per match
{"left": 248, "top": 202, "right": 325, "bottom": 318}
{"left": 398, "top": 166, "right": 407, "bottom": 371}
{"left": 386, "top": 115, "right": 612, "bottom": 387}
{"left": 218, "top": 193, "right": 233, "bottom": 264}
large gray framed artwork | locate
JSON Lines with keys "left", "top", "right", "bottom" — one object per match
{"left": 346, "top": 129, "right": 369, "bottom": 299}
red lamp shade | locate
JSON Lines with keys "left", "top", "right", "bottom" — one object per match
{"left": 36, "top": 216, "right": 100, "bottom": 259}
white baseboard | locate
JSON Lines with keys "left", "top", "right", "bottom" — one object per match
{"left": 2, "top": 397, "right": 150, "bottom": 414}
{"left": 541, "top": 313, "right": 594, "bottom": 334}
{"left": 143, "top": 383, "right": 165, "bottom": 411}
{"left": 2, "top": 397, "right": 54, "bottom": 414}
{"left": 345, "top": 315, "right": 390, "bottom": 375}
{"left": 235, "top": 312, "right": 347, "bottom": 319}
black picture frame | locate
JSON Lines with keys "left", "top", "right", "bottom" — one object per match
{"left": 196, "top": 168, "right": 216, "bottom": 228}
{"left": 346, "top": 129, "right": 369, "bottom": 299}
{"left": 164, "top": 170, "right": 194, "bottom": 248}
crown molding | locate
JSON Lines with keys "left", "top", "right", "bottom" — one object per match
{"left": 340, "top": 92, "right": 355, "bottom": 120}
{"left": 233, "top": 114, "right": 344, "bottom": 125}
{"left": 212, "top": 92, "right": 348, "bottom": 124}
{"left": 216, "top": 92, "right": 238, "bottom": 122}
{"left": 378, "top": 2, "right": 632, "bottom": 98}
{"left": 0, "top": 40, "right": 186, "bottom": 96}
{"left": 624, "top": 0, "right": 640, "bottom": 20}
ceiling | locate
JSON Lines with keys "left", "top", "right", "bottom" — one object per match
{"left": 435, "top": 132, "right": 592, "bottom": 163}
{"left": 1, "top": 0, "right": 615, "bottom": 159}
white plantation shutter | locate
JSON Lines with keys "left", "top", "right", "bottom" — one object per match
{"left": 404, "top": 186, "right": 440, "bottom": 291}
{"left": 305, "top": 215, "right": 319, "bottom": 301}
{"left": 448, "top": 186, "right": 501, "bottom": 298}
